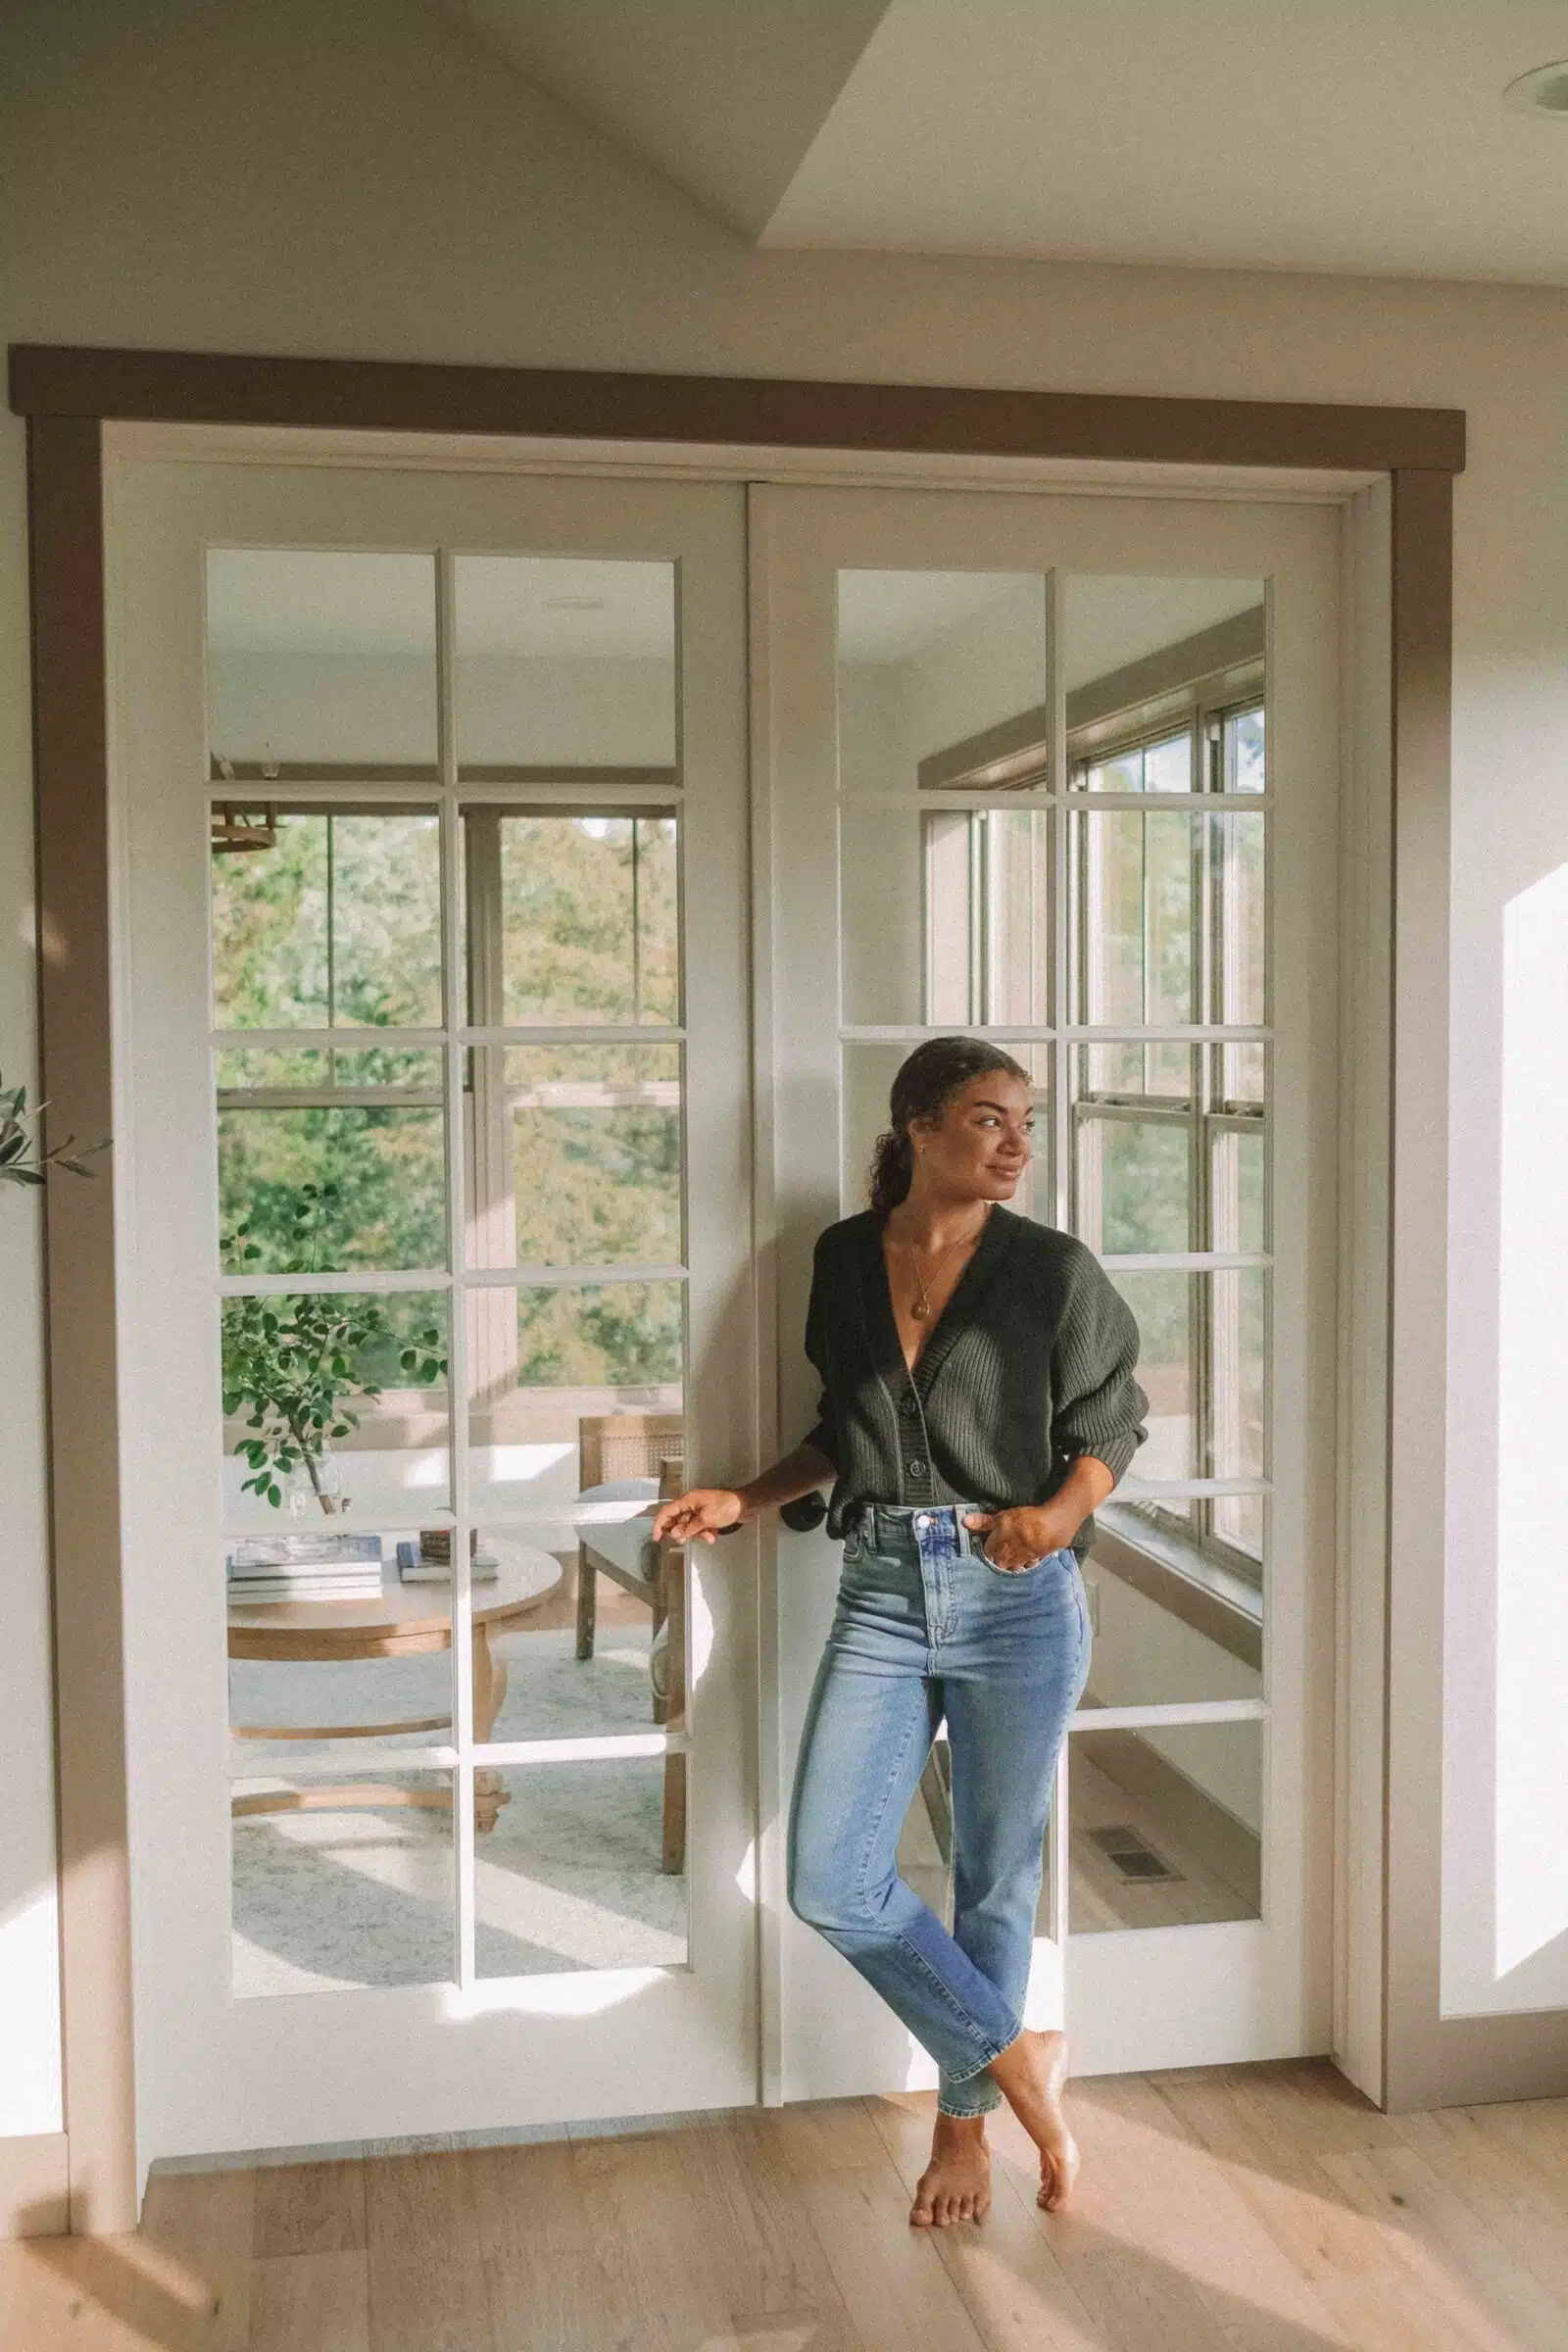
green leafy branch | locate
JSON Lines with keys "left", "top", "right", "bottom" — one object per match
{"left": 0, "top": 1069, "right": 109, "bottom": 1190}
{"left": 221, "top": 1182, "right": 445, "bottom": 1511}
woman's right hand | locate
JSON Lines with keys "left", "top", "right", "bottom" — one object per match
{"left": 651, "top": 1487, "right": 745, "bottom": 1544}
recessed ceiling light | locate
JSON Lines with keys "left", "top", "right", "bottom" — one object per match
{"left": 543, "top": 595, "right": 608, "bottom": 612}
{"left": 1502, "top": 60, "right": 1568, "bottom": 116}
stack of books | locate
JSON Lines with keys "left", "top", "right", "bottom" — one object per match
{"left": 227, "top": 1532, "right": 385, "bottom": 1604}
{"left": 397, "top": 1531, "right": 500, "bottom": 1585}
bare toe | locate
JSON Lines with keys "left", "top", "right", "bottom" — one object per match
{"left": 909, "top": 2118, "right": 991, "bottom": 2229}
{"left": 1036, "top": 2134, "right": 1080, "bottom": 2212}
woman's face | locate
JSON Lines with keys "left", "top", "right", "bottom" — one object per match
{"left": 912, "top": 1071, "right": 1036, "bottom": 1201}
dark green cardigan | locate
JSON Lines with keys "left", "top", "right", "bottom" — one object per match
{"left": 801, "top": 1203, "right": 1148, "bottom": 1556}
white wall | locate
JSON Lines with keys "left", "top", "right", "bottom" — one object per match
{"left": 0, "top": 401, "right": 63, "bottom": 2142}
{"left": 210, "top": 651, "right": 675, "bottom": 765}
{"left": 894, "top": 577, "right": 1049, "bottom": 760}
{"left": 3, "top": 0, "right": 1567, "bottom": 2137}
{"left": 1083, "top": 1570, "right": 1263, "bottom": 1837}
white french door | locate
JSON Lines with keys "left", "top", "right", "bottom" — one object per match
{"left": 758, "top": 481, "right": 1341, "bottom": 2085}
{"left": 108, "top": 440, "right": 1345, "bottom": 2168}
{"left": 108, "top": 452, "right": 758, "bottom": 2161}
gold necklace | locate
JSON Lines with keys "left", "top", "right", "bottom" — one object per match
{"left": 900, "top": 1206, "right": 990, "bottom": 1320}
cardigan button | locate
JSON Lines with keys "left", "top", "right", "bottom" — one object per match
{"left": 906, "top": 1457, "right": 928, "bottom": 1478}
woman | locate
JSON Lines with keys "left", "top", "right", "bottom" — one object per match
{"left": 653, "top": 1036, "right": 1148, "bottom": 2230}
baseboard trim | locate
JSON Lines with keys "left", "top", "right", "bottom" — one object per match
{"left": 0, "top": 2132, "right": 70, "bottom": 2237}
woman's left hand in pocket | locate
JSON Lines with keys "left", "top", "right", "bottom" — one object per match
{"left": 962, "top": 1505, "right": 1073, "bottom": 1573}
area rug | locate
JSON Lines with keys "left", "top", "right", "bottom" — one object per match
{"left": 227, "top": 1626, "right": 687, "bottom": 1998}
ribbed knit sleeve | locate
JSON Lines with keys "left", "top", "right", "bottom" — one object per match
{"left": 800, "top": 1239, "right": 842, "bottom": 1470}
{"left": 1049, "top": 1244, "right": 1149, "bottom": 1484}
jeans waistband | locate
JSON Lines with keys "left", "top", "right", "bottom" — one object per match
{"left": 853, "top": 1499, "right": 988, "bottom": 1556}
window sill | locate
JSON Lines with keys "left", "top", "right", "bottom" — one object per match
{"left": 1090, "top": 1503, "right": 1262, "bottom": 1670}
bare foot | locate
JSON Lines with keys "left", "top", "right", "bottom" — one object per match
{"left": 908, "top": 2111, "right": 992, "bottom": 2228}
{"left": 985, "top": 2028, "right": 1079, "bottom": 2211}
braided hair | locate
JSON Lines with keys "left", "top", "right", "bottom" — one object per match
{"left": 867, "top": 1036, "right": 1031, "bottom": 1219}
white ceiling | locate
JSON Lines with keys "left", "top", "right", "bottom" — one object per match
{"left": 837, "top": 569, "right": 1036, "bottom": 662}
{"left": 838, "top": 567, "right": 1260, "bottom": 675}
{"left": 766, "top": 0, "right": 1568, "bottom": 281}
{"left": 442, "top": 0, "right": 890, "bottom": 236}
{"left": 206, "top": 552, "right": 675, "bottom": 660}
{"left": 434, "top": 0, "right": 1568, "bottom": 285}
{"left": 209, "top": 549, "right": 1258, "bottom": 681}
{"left": 1061, "top": 577, "right": 1261, "bottom": 692}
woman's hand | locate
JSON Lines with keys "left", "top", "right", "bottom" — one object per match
{"left": 651, "top": 1487, "right": 745, "bottom": 1545}
{"left": 962, "top": 1504, "right": 1075, "bottom": 1573}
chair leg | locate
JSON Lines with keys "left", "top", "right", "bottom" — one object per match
{"left": 662, "top": 1751, "right": 687, "bottom": 1875}
{"left": 575, "top": 1541, "right": 597, "bottom": 1659}
{"left": 472, "top": 1624, "right": 511, "bottom": 1835}
{"left": 658, "top": 1539, "right": 686, "bottom": 1868}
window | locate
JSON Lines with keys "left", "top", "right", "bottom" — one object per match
{"left": 1070, "top": 670, "right": 1267, "bottom": 1582}
{"left": 910, "top": 593, "right": 1269, "bottom": 1589}
{"left": 213, "top": 801, "right": 687, "bottom": 1450}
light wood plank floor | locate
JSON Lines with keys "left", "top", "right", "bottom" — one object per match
{"left": 5, "top": 2061, "right": 1567, "bottom": 2350}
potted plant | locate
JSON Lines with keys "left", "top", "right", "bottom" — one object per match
{"left": 221, "top": 1181, "right": 445, "bottom": 1513}
{"left": 0, "top": 1067, "right": 108, "bottom": 1188}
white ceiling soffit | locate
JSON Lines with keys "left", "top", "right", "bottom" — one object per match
{"left": 763, "top": 0, "right": 1568, "bottom": 284}
{"left": 443, "top": 0, "right": 893, "bottom": 237}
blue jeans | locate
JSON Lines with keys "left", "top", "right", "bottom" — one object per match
{"left": 786, "top": 1500, "right": 1091, "bottom": 2117}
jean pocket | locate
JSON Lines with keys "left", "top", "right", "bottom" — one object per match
{"left": 1067, "top": 1554, "right": 1092, "bottom": 1647}
{"left": 841, "top": 1525, "right": 867, "bottom": 1568}
{"left": 978, "top": 1542, "right": 1073, "bottom": 1580}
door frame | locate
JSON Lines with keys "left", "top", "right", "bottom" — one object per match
{"left": 11, "top": 342, "right": 1481, "bottom": 2233}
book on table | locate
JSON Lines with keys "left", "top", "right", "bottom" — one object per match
{"left": 230, "top": 1579, "right": 383, "bottom": 1603}
{"left": 227, "top": 1531, "right": 385, "bottom": 1604}
{"left": 396, "top": 1539, "right": 500, "bottom": 1585}
{"left": 228, "top": 1533, "right": 383, "bottom": 1569}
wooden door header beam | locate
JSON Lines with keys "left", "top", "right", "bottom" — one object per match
{"left": 8, "top": 344, "right": 1465, "bottom": 476}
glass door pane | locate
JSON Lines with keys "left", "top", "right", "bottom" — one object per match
{"left": 831, "top": 554, "right": 1276, "bottom": 1949}
{"left": 454, "top": 552, "right": 691, "bottom": 1983}
{"left": 838, "top": 567, "right": 1051, "bottom": 1029}
{"left": 1068, "top": 1719, "right": 1262, "bottom": 1934}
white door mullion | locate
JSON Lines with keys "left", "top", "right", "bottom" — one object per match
{"left": 473, "top": 1732, "right": 688, "bottom": 1767}
{"left": 837, "top": 1023, "right": 1272, "bottom": 1045}
{"left": 462, "top": 1261, "right": 689, "bottom": 1290}
{"left": 1047, "top": 566, "right": 1072, "bottom": 1935}
{"left": 1072, "top": 790, "right": 1272, "bottom": 811}
{"left": 1047, "top": 1735, "right": 1070, "bottom": 1941}
{"left": 437, "top": 546, "right": 477, "bottom": 1992}
{"left": 1101, "top": 1250, "right": 1269, "bottom": 1273}
{"left": 1069, "top": 1698, "right": 1267, "bottom": 1733}
{"left": 1050, "top": 569, "right": 1071, "bottom": 1238}
{"left": 1119, "top": 1476, "right": 1270, "bottom": 1498}
{"left": 213, "top": 1027, "right": 449, "bottom": 1052}
{"left": 225, "top": 1744, "right": 462, "bottom": 1779}
{"left": 459, "top": 1024, "right": 687, "bottom": 1048}
{"left": 217, "top": 1268, "right": 454, "bottom": 1298}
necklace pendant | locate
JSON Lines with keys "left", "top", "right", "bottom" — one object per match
{"left": 910, "top": 1298, "right": 930, "bottom": 1320}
